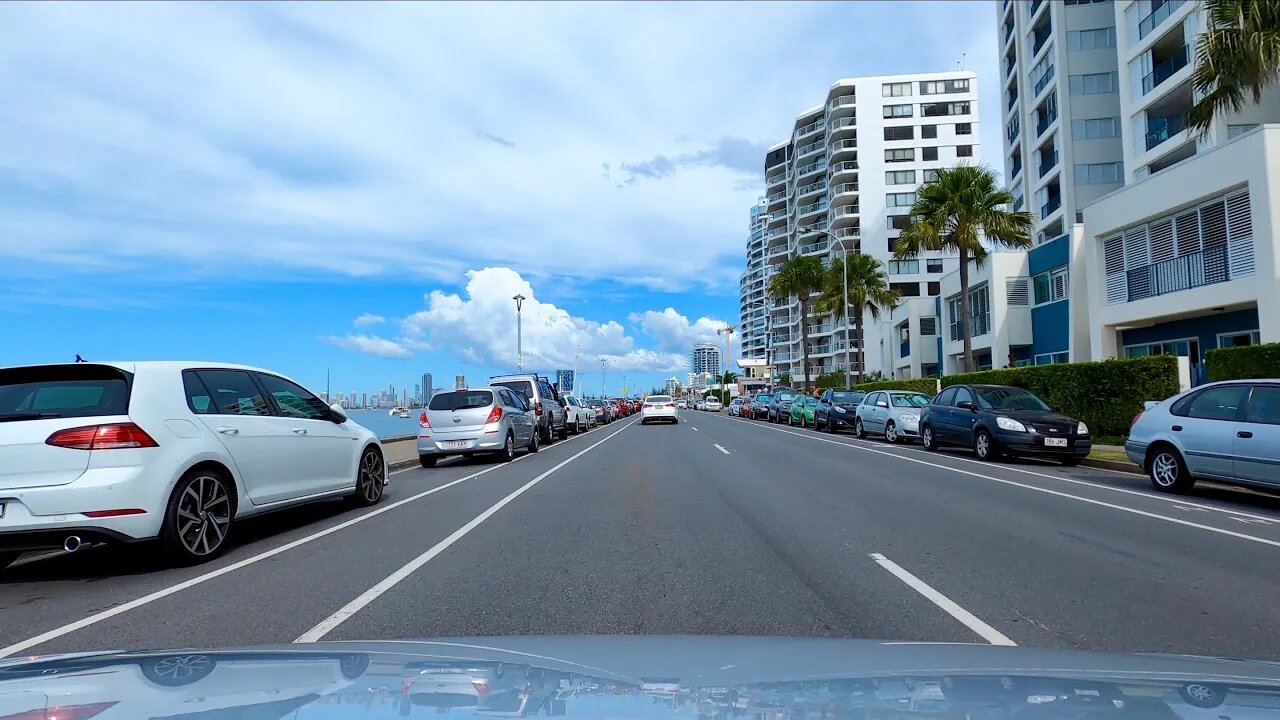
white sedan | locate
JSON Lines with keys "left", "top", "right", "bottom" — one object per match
{"left": 0, "top": 361, "right": 386, "bottom": 569}
{"left": 703, "top": 397, "right": 722, "bottom": 412}
{"left": 640, "top": 395, "right": 679, "bottom": 424}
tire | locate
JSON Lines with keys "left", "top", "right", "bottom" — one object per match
{"left": 921, "top": 424, "right": 938, "bottom": 451}
{"left": 641, "top": 419, "right": 648, "bottom": 425}
{"left": 340, "top": 654, "right": 371, "bottom": 680}
{"left": 577, "top": 418, "right": 585, "bottom": 434}
{"left": 1178, "top": 683, "right": 1227, "bottom": 709}
{"left": 787, "top": 414, "right": 795, "bottom": 426}
{"left": 827, "top": 414, "right": 838, "bottom": 434}
{"left": 673, "top": 418, "right": 679, "bottom": 424}
{"left": 974, "top": 429, "right": 999, "bottom": 461}
{"left": 884, "top": 421, "right": 898, "bottom": 444}
{"left": 140, "top": 654, "right": 217, "bottom": 687}
{"left": 541, "top": 423, "right": 553, "bottom": 444}
{"left": 526, "top": 429, "right": 540, "bottom": 454}
{"left": 159, "top": 467, "right": 234, "bottom": 565}
{"left": 349, "top": 447, "right": 386, "bottom": 507}
{"left": 1148, "top": 444, "right": 1193, "bottom": 492}
{"left": 497, "top": 432, "right": 516, "bottom": 462}
{"left": 854, "top": 418, "right": 866, "bottom": 439}
{"left": 557, "top": 422, "right": 568, "bottom": 440}
{"left": 1061, "top": 456, "right": 1084, "bottom": 467}
{"left": 419, "top": 455, "right": 437, "bottom": 468}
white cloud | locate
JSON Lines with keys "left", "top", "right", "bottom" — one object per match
{"left": 353, "top": 312, "right": 386, "bottom": 327}
{"left": 319, "top": 333, "right": 413, "bottom": 359}
{"left": 630, "top": 308, "right": 735, "bottom": 356}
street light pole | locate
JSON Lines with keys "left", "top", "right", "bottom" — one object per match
{"left": 574, "top": 344, "right": 579, "bottom": 398}
{"left": 512, "top": 294, "right": 526, "bottom": 370}
{"left": 600, "top": 358, "right": 606, "bottom": 398}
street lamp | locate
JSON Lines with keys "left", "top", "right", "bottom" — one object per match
{"left": 797, "top": 225, "right": 857, "bottom": 389}
{"left": 599, "top": 357, "right": 607, "bottom": 398}
{"left": 717, "top": 325, "right": 734, "bottom": 390}
{"left": 512, "top": 294, "right": 526, "bottom": 370}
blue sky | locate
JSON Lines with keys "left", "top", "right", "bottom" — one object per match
{"left": 0, "top": 1, "right": 1000, "bottom": 396}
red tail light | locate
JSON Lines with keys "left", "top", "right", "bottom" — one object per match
{"left": 472, "top": 680, "right": 491, "bottom": 695}
{"left": 419, "top": 411, "right": 430, "bottom": 428}
{"left": 82, "top": 508, "right": 146, "bottom": 518}
{"left": 486, "top": 406, "right": 503, "bottom": 424}
{"left": 535, "top": 401, "right": 543, "bottom": 416}
{"left": 1130, "top": 412, "right": 1142, "bottom": 428}
{"left": 665, "top": 403, "right": 674, "bottom": 408}
{"left": 46, "top": 423, "right": 157, "bottom": 450}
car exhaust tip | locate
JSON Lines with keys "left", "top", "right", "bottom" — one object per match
{"left": 63, "top": 536, "right": 83, "bottom": 553}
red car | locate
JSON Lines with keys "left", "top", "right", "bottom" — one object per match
{"left": 609, "top": 398, "right": 627, "bottom": 417}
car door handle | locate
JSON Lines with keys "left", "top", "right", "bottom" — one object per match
{"left": 1238, "top": 431, "right": 1253, "bottom": 439}
{"left": 1171, "top": 425, "right": 1182, "bottom": 432}
{"left": 292, "top": 428, "right": 308, "bottom": 435}
{"left": 215, "top": 426, "right": 240, "bottom": 435}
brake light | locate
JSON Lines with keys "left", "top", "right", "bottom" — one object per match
{"left": 486, "top": 406, "right": 503, "bottom": 424}
{"left": 419, "top": 411, "right": 430, "bottom": 428}
{"left": 535, "top": 401, "right": 543, "bottom": 416}
{"left": 472, "top": 680, "right": 491, "bottom": 695}
{"left": 46, "top": 423, "right": 157, "bottom": 450}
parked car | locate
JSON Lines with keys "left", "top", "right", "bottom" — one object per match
{"left": 676, "top": 399, "right": 688, "bottom": 409}
{"left": 815, "top": 389, "right": 866, "bottom": 433}
{"left": 855, "top": 390, "right": 932, "bottom": 443}
{"left": 584, "top": 398, "right": 612, "bottom": 424}
{"left": 490, "top": 374, "right": 567, "bottom": 442}
{"left": 562, "top": 396, "right": 595, "bottom": 433}
{"left": 0, "top": 361, "right": 387, "bottom": 569}
{"left": 640, "top": 395, "right": 678, "bottom": 425}
{"left": 919, "top": 384, "right": 1091, "bottom": 465}
{"left": 419, "top": 387, "right": 538, "bottom": 468}
{"left": 695, "top": 399, "right": 706, "bottom": 411}
{"left": 768, "top": 389, "right": 800, "bottom": 423}
{"left": 788, "top": 396, "right": 819, "bottom": 427}
{"left": 728, "top": 398, "right": 744, "bottom": 416}
{"left": 1126, "top": 380, "right": 1280, "bottom": 493}
{"left": 748, "top": 394, "right": 772, "bottom": 420}
{"left": 609, "top": 398, "right": 629, "bottom": 417}
{"left": 704, "top": 397, "right": 722, "bottom": 412}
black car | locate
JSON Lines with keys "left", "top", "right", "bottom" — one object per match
{"left": 768, "top": 388, "right": 801, "bottom": 423}
{"left": 815, "top": 389, "right": 866, "bottom": 433}
{"left": 919, "top": 384, "right": 1091, "bottom": 465}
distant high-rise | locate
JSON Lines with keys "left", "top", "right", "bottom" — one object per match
{"left": 421, "top": 373, "right": 434, "bottom": 404}
{"left": 690, "top": 343, "right": 722, "bottom": 377}
{"left": 664, "top": 377, "right": 680, "bottom": 396}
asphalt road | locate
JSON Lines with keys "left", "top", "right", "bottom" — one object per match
{"left": 2, "top": 410, "right": 1278, "bottom": 660}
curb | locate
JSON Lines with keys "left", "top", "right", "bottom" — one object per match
{"left": 1081, "top": 457, "right": 1140, "bottom": 474}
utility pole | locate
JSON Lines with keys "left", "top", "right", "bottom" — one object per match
{"left": 600, "top": 358, "right": 607, "bottom": 398}
{"left": 512, "top": 294, "right": 526, "bottom": 370}
{"left": 325, "top": 369, "right": 330, "bottom": 404}
{"left": 574, "top": 344, "right": 580, "bottom": 398}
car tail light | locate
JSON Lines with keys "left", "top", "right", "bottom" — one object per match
{"left": 419, "top": 411, "right": 430, "bottom": 428}
{"left": 46, "top": 423, "right": 157, "bottom": 450}
{"left": 486, "top": 406, "right": 503, "bottom": 424}
{"left": 1130, "top": 412, "right": 1142, "bottom": 429}
{"left": 82, "top": 508, "right": 146, "bottom": 518}
{"left": 472, "top": 680, "right": 491, "bottom": 695}
{"left": 6, "top": 702, "right": 119, "bottom": 720}
{"left": 535, "top": 401, "right": 543, "bottom": 416}
{"left": 665, "top": 403, "right": 674, "bottom": 408}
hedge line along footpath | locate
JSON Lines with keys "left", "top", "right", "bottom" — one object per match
{"left": 849, "top": 355, "right": 1179, "bottom": 437}
{"left": 1205, "top": 342, "right": 1280, "bottom": 382}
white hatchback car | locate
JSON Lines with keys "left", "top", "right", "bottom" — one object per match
{"left": 0, "top": 361, "right": 386, "bottom": 569}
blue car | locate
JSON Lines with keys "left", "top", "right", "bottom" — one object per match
{"left": 919, "top": 384, "right": 1090, "bottom": 465}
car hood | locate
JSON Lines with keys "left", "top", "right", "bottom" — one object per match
{"left": 990, "top": 409, "right": 1078, "bottom": 425}
{"left": 3, "top": 637, "right": 1278, "bottom": 719}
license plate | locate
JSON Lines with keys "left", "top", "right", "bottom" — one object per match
{"left": 443, "top": 440, "right": 470, "bottom": 449}
{"left": 1044, "top": 437, "right": 1068, "bottom": 448}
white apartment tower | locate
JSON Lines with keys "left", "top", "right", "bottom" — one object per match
{"left": 739, "top": 200, "right": 770, "bottom": 361}
{"left": 690, "top": 343, "right": 722, "bottom": 377}
{"left": 753, "top": 70, "right": 978, "bottom": 384}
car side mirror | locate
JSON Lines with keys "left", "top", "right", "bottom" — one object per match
{"left": 957, "top": 400, "right": 975, "bottom": 411}
{"left": 329, "top": 403, "right": 348, "bottom": 423}
{"left": 876, "top": 401, "right": 888, "bottom": 408}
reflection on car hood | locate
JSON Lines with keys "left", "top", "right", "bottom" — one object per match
{"left": 994, "top": 409, "right": 1077, "bottom": 425}
{"left": 3, "top": 637, "right": 1279, "bottom": 720}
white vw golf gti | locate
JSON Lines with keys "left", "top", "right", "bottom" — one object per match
{"left": 0, "top": 361, "right": 387, "bottom": 569}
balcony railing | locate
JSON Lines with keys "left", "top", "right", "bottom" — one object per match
{"left": 1004, "top": 20, "right": 1014, "bottom": 43}
{"left": 900, "top": 340, "right": 911, "bottom": 358}
{"left": 829, "top": 117, "right": 857, "bottom": 132}
{"left": 830, "top": 205, "right": 860, "bottom": 218}
{"left": 796, "top": 160, "right": 826, "bottom": 177}
{"left": 1030, "top": 0, "right": 1045, "bottom": 18}
{"left": 1146, "top": 113, "right": 1186, "bottom": 151}
{"left": 1031, "top": 24, "right": 1052, "bottom": 55}
{"left": 1008, "top": 90, "right": 1019, "bottom": 110}
{"left": 831, "top": 160, "right": 860, "bottom": 174}
{"left": 830, "top": 182, "right": 859, "bottom": 196}
{"left": 1125, "top": 244, "right": 1229, "bottom": 302}
{"left": 767, "top": 227, "right": 789, "bottom": 239}
{"left": 767, "top": 173, "right": 789, "bottom": 187}
{"left": 1007, "top": 116, "right": 1020, "bottom": 144}
{"left": 1011, "top": 159, "right": 1022, "bottom": 179}
{"left": 796, "top": 140, "right": 825, "bottom": 157}
{"left": 1040, "top": 195, "right": 1061, "bottom": 219}
{"left": 1139, "top": 0, "right": 1186, "bottom": 40}
{"left": 1142, "top": 45, "right": 1190, "bottom": 95}
{"left": 1033, "top": 64, "right": 1055, "bottom": 96}
{"left": 766, "top": 190, "right": 787, "bottom": 203}
{"left": 797, "top": 119, "right": 826, "bottom": 137}
{"left": 828, "top": 139, "right": 858, "bottom": 156}
{"left": 1006, "top": 55, "right": 1017, "bottom": 78}
{"left": 1036, "top": 110, "right": 1057, "bottom": 137}
{"left": 1038, "top": 151, "right": 1058, "bottom": 177}
{"left": 829, "top": 95, "right": 857, "bottom": 110}
{"left": 797, "top": 181, "right": 827, "bottom": 197}
{"left": 798, "top": 201, "right": 829, "bottom": 216}
{"left": 833, "top": 227, "right": 861, "bottom": 239}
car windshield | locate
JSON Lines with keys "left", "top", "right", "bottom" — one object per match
{"left": 428, "top": 391, "right": 493, "bottom": 410}
{"left": 755, "top": 395, "right": 771, "bottom": 403}
{"left": 976, "top": 387, "right": 1051, "bottom": 411}
{"left": 832, "top": 391, "right": 865, "bottom": 404}
{"left": 891, "top": 393, "right": 931, "bottom": 408}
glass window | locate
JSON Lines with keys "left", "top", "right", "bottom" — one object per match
{"left": 955, "top": 122, "right": 972, "bottom": 135}
{"left": 1219, "top": 330, "right": 1261, "bottom": 348}
{"left": 182, "top": 371, "right": 213, "bottom": 415}
{"left": 1071, "top": 117, "right": 1120, "bottom": 139}
{"left": 195, "top": 370, "right": 273, "bottom": 416}
{"left": 920, "top": 317, "right": 937, "bottom": 335}
{"left": 256, "top": 373, "right": 330, "bottom": 419}
{"left": 887, "top": 259, "right": 920, "bottom": 274}
{"left": 954, "top": 387, "right": 977, "bottom": 407}
{"left": 1069, "top": 72, "right": 1118, "bottom": 95}
{"left": 1228, "top": 123, "right": 1260, "bottom": 139}
{"left": 887, "top": 214, "right": 912, "bottom": 230}
{"left": 429, "top": 390, "right": 495, "bottom": 410}
{"left": 892, "top": 393, "right": 932, "bottom": 407}
{"left": 956, "top": 145, "right": 973, "bottom": 157}
{"left": 1067, "top": 27, "right": 1116, "bottom": 50}
{"left": 976, "top": 387, "right": 1050, "bottom": 411}
{"left": 883, "top": 103, "right": 913, "bottom": 118}
{"left": 923, "top": 169, "right": 940, "bottom": 183}
{"left": 885, "top": 148, "right": 915, "bottom": 162}
{"left": 1032, "top": 266, "right": 1069, "bottom": 304}
{"left": 1074, "top": 162, "right": 1122, "bottom": 184}
{"left": 1186, "top": 385, "right": 1247, "bottom": 421}
{"left": 921, "top": 124, "right": 938, "bottom": 139}
{"left": 927, "top": 280, "right": 941, "bottom": 295}
{"left": 882, "top": 82, "right": 911, "bottom": 97}
{"left": 934, "top": 387, "right": 957, "bottom": 406}
{"left": 927, "top": 259, "right": 944, "bottom": 273}
{"left": 922, "top": 146, "right": 939, "bottom": 161}
{"left": 884, "top": 126, "right": 915, "bottom": 141}
{"left": 1246, "top": 385, "right": 1280, "bottom": 425}
{"left": 887, "top": 192, "right": 917, "bottom": 207}
{"left": 886, "top": 170, "right": 916, "bottom": 185}
{"left": 0, "top": 364, "right": 132, "bottom": 420}
{"left": 921, "top": 101, "right": 970, "bottom": 117}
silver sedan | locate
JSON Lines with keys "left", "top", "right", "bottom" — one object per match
{"left": 855, "top": 390, "right": 933, "bottom": 443}
{"left": 417, "top": 387, "right": 538, "bottom": 467}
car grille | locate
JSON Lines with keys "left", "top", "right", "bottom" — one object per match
{"left": 1030, "top": 423, "right": 1074, "bottom": 435}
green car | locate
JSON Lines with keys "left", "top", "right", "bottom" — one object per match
{"left": 788, "top": 395, "right": 819, "bottom": 427}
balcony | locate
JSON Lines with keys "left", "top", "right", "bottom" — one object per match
{"left": 1007, "top": 88, "right": 1019, "bottom": 110}
{"left": 1145, "top": 113, "right": 1186, "bottom": 151}
{"left": 797, "top": 180, "right": 827, "bottom": 198}
{"left": 1029, "top": 0, "right": 1045, "bottom": 18}
{"left": 1011, "top": 158, "right": 1022, "bottom": 179}
{"left": 767, "top": 172, "right": 789, "bottom": 188}
{"left": 1031, "top": 23, "right": 1052, "bottom": 56}
{"left": 1035, "top": 108, "right": 1057, "bottom": 137}
{"left": 833, "top": 226, "right": 861, "bottom": 240}
{"left": 1125, "top": 244, "right": 1229, "bottom": 303}
{"left": 1004, "top": 19, "right": 1014, "bottom": 43}
{"left": 1005, "top": 52, "right": 1017, "bottom": 78}
{"left": 1033, "top": 64, "right": 1055, "bottom": 96}
{"left": 829, "top": 182, "right": 859, "bottom": 198}
{"left": 828, "top": 139, "right": 858, "bottom": 159}
{"left": 828, "top": 117, "right": 857, "bottom": 135}
{"left": 1007, "top": 116, "right": 1020, "bottom": 144}
{"left": 796, "top": 140, "right": 825, "bottom": 158}
{"left": 798, "top": 240, "right": 829, "bottom": 255}
{"left": 806, "top": 324, "right": 835, "bottom": 335}
{"left": 1040, "top": 195, "right": 1061, "bottom": 219}
{"left": 1038, "top": 150, "right": 1057, "bottom": 178}
{"left": 828, "top": 95, "right": 857, "bottom": 111}
{"left": 1140, "top": 0, "right": 1186, "bottom": 41}
{"left": 900, "top": 339, "right": 911, "bottom": 358}
{"left": 797, "top": 119, "right": 826, "bottom": 138}
{"left": 830, "top": 161, "right": 859, "bottom": 180}
{"left": 796, "top": 160, "right": 826, "bottom": 178}
{"left": 798, "top": 201, "right": 829, "bottom": 217}
{"left": 767, "top": 226, "right": 789, "bottom": 240}
{"left": 1142, "top": 45, "right": 1190, "bottom": 95}
{"left": 766, "top": 189, "right": 787, "bottom": 204}
{"left": 830, "top": 205, "right": 860, "bottom": 219}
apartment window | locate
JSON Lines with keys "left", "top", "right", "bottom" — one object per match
{"left": 891, "top": 282, "right": 923, "bottom": 297}
{"left": 923, "top": 169, "right": 940, "bottom": 183}
{"left": 1074, "top": 161, "right": 1122, "bottom": 184}
{"left": 1068, "top": 72, "right": 1118, "bottom": 95}
{"left": 888, "top": 259, "right": 920, "bottom": 274}
{"left": 887, "top": 214, "right": 912, "bottom": 230}
{"left": 1033, "top": 266, "right": 1069, "bottom": 305}
{"left": 1071, "top": 117, "right": 1120, "bottom": 139}
{"left": 887, "top": 192, "right": 917, "bottom": 207}
{"left": 921, "top": 124, "right": 938, "bottom": 139}
{"left": 922, "top": 146, "right": 938, "bottom": 161}
{"left": 927, "top": 281, "right": 941, "bottom": 295}
{"left": 1228, "top": 123, "right": 1260, "bottom": 139}
{"left": 885, "top": 148, "right": 915, "bottom": 163}
{"left": 1006, "top": 277, "right": 1030, "bottom": 306}
{"left": 883, "top": 103, "right": 913, "bottom": 118}
{"left": 956, "top": 145, "right": 973, "bottom": 157}
{"left": 884, "top": 126, "right": 915, "bottom": 141}
{"left": 921, "top": 101, "right": 970, "bottom": 117}
{"left": 1034, "top": 352, "right": 1070, "bottom": 365}
{"left": 920, "top": 317, "right": 937, "bottom": 335}
{"left": 1067, "top": 27, "right": 1116, "bottom": 51}
{"left": 920, "top": 79, "right": 971, "bottom": 95}
{"left": 955, "top": 122, "right": 972, "bottom": 135}
{"left": 882, "top": 82, "right": 912, "bottom": 97}
{"left": 926, "top": 259, "right": 944, "bottom": 273}
{"left": 888, "top": 237, "right": 899, "bottom": 253}
{"left": 1007, "top": 115, "right": 1021, "bottom": 143}
{"left": 885, "top": 170, "right": 916, "bottom": 185}
{"left": 1063, "top": 0, "right": 1107, "bottom": 4}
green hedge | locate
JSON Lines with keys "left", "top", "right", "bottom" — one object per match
{"left": 1206, "top": 342, "right": 1280, "bottom": 381}
{"left": 850, "top": 355, "right": 1178, "bottom": 437}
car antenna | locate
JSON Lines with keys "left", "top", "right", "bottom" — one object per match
{"left": 75, "top": 354, "right": 85, "bottom": 363}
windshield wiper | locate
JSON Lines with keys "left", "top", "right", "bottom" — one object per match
{"left": 0, "top": 412, "right": 63, "bottom": 423}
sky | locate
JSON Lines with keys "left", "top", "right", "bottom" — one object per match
{"left": 0, "top": 1, "right": 1001, "bottom": 397}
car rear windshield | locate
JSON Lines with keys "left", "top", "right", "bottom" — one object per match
{"left": 976, "top": 387, "right": 1050, "bottom": 411}
{"left": 0, "top": 364, "right": 131, "bottom": 421}
{"left": 755, "top": 395, "right": 771, "bottom": 402}
{"left": 428, "top": 390, "right": 494, "bottom": 411}
{"left": 891, "top": 393, "right": 931, "bottom": 407}
{"left": 648, "top": 395, "right": 672, "bottom": 403}
{"left": 491, "top": 380, "right": 535, "bottom": 399}
{"left": 776, "top": 391, "right": 797, "bottom": 401}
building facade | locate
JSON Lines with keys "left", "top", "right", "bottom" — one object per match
{"left": 690, "top": 343, "right": 722, "bottom": 377}
{"left": 739, "top": 201, "right": 770, "bottom": 362}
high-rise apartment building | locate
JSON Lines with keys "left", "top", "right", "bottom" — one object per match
{"left": 421, "top": 373, "right": 434, "bottom": 404}
{"left": 750, "top": 71, "right": 976, "bottom": 384}
{"left": 739, "top": 201, "right": 770, "bottom": 362}
{"left": 690, "top": 343, "right": 722, "bottom": 377}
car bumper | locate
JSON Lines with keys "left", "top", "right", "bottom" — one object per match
{"left": 0, "top": 465, "right": 168, "bottom": 546}
{"left": 828, "top": 411, "right": 853, "bottom": 428}
{"left": 1124, "top": 440, "right": 1147, "bottom": 467}
{"left": 641, "top": 409, "right": 678, "bottom": 421}
{"left": 417, "top": 434, "right": 508, "bottom": 456}
{"left": 994, "top": 430, "right": 1091, "bottom": 458}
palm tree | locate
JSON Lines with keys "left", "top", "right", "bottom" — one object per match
{"left": 1186, "top": 0, "right": 1280, "bottom": 136}
{"left": 768, "top": 255, "right": 826, "bottom": 389}
{"left": 895, "top": 164, "right": 1033, "bottom": 373}
{"left": 815, "top": 253, "right": 900, "bottom": 385}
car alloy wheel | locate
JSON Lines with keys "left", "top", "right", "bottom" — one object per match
{"left": 884, "top": 421, "right": 897, "bottom": 444}
{"left": 165, "top": 470, "right": 233, "bottom": 561}
{"left": 354, "top": 448, "right": 385, "bottom": 505}
{"left": 142, "top": 655, "right": 216, "bottom": 687}
{"left": 975, "top": 430, "right": 994, "bottom": 460}
{"left": 527, "top": 429, "right": 540, "bottom": 454}
{"left": 921, "top": 426, "right": 937, "bottom": 451}
{"left": 854, "top": 418, "right": 866, "bottom": 439}
{"left": 1151, "top": 451, "right": 1178, "bottom": 487}
{"left": 500, "top": 432, "right": 515, "bottom": 462}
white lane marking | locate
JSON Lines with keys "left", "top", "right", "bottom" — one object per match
{"left": 691, "top": 427, "right": 699, "bottom": 431}
{"left": 729, "top": 417, "right": 1280, "bottom": 549}
{"left": 0, "top": 419, "right": 634, "bottom": 659}
{"left": 869, "top": 553, "right": 1016, "bottom": 646}
{"left": 295, "top": 418, "right": 637, "bottom": 643}
{"left": 714, "top": 444, "right": 731, "bottom": 455}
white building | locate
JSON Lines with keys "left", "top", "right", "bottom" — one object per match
{"left": 690, "top": 343, "right": 722, "bottom": 377}
{"left": 875, "top": 296, "right": 942, "bottom": 380}
{"left": 753, "top": 70, "right": 977, "bottom": 385}
{"left": 937, "top": 252, "right": 1036, "bottom": 373}
{"left": 739, "top": 201, "right": 770, "bottom": 361}
{"left": 663, "top": 377, "right": 681, "bottom": 397}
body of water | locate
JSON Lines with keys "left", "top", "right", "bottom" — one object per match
{"left": 346, "top": 409, "right": 421, "bottom": 439}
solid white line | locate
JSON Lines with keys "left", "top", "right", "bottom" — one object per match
{"left": 0, "top": 420, "right": 630, "bottom": 659}
{"left": 690, "top": 427, "right": 699, "bottom": 431}
{"left": 869, "top": 553, "right": 1016, "bottom": 646}
{"left": 714, "top": 444, "right": 730, "bottom": 455}
{"left": 729, "top": 417, "right": 1280, "bottom": 549}
{"left": 295, "top": 418, "right": 637, "bottom": 643}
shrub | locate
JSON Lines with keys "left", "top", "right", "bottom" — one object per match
{"left": 1206, "top": 342, "right": 1280, "bottom": 381}
{"left": 852, "top": 378, "right": 940, "bottom": 395}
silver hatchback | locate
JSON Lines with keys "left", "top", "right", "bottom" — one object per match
{"left": 1127, "top": 380, "right": 1280, "bottom": 493}
{"left": 418, "top": 387, "right": 538, "bottom": 468}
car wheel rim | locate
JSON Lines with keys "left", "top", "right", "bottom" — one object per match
{"left": 360, "top": 451, "right": 384, "bottom": 502}
{"left": 153, "top": 655, "right": 211, "bottom": 681}
{"left": 506, "top": 436, "right": 514, "bottom": 458}
{"left": 923, "top": 429, "right": 932, "bottom": 446}
{"left": 1186, "top": 685, "right": 1215, "bottom": 702}
{"left": 977, "top": 434, "right": 989, "bottom": 457}
{"left": 176, "top": 475, "right": 230, "bottom": 556}
{"left": 885, "top": 424, "right": 895, "bottom": 442}
{"left": 1152, "top": 452, "right": 1178, "bottom": 486}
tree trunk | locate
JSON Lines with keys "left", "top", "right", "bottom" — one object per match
{"left": 958, "top": 246, "right": 974, "bottom": 373}
{"left": 799, "top": 297, "right": 811, "bottom": 390}
{"left": 854, "top": 304, "right": 864, "bottom": 385}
